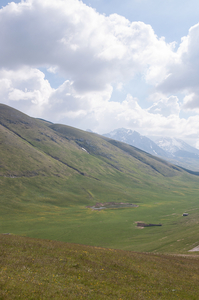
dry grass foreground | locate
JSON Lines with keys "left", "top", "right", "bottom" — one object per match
{"left": 1, "top": 235, "right": 199, "bottom": 299}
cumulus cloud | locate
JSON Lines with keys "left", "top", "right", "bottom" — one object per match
{"left": 80, "top": 94, "right": 195, "bottom": 142}
{"left": 1, "top": 66, "right": 199, "bottom": 147}
{"left": 157, "top": 23, "right": 199, "bottom": 112}
{"left": 148, "top": 96, "right": 180, "bottom": 117}
{"left": 45, "top": 80, "right": 113, "bottom": 122}
{"left": 183, "top": 92, "right": 199, "bottom": 110}
{"left": 1, "top": 0, "right": 199, "bottom": 146}
{"left": 0, "top": 67, "right": 52, "bottom": 116}
{"left": 0, "top": 0, "right": 174, "bottom": 92}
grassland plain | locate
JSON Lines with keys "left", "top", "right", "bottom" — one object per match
{"left": 1, "top": 168, "right": 199, "bottom": 253}
{"left": 1, "top": 234, "right": 199, "bottom": 300}
{"left": 1, "top": 103, "right": 199, "bottom": 254}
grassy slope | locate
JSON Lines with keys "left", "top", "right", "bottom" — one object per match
{"left": 1, "top": 104, "right": 199, "bottom": 253}
{"left": 1, "top": 234, "right": 199, "bottom": 300}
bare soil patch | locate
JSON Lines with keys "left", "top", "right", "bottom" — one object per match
{"left": 189, "top": 246, "right": 199, "bottom": 252}
{"left": 87, "top": 202, "right": 138, "bottom": 210}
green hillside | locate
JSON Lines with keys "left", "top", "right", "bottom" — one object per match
{"left": 1, "top": 103, "right": 199, "bottom": 253}
{"left": 1, "top": 234, "right": 199, "bottom": 300}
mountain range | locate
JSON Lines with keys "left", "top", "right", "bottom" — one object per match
{"left": 103, "top": 128, "right": 199, "bottom": 170}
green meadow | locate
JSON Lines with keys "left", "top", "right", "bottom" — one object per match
{"left": 1, "top": 234, "right": 199, "bottom": 300}
{"left": 1, "top": 171, "right": 199, "bottom": 253}
{"left": 2, "top": 104, "right": 199, "bottom": 298}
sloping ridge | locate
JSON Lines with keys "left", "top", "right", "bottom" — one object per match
{"left": 101, "top": 136, "right": 183, "bottom": 177}
{"left": 0, "top": 103, "right": 192, "bottom": 179}
{"left": 0, "top": 104, "right": 89, "bottom": 177}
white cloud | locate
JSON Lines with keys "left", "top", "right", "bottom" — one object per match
{"left": 157, "top": 23, "right": 199, "bottom": 112}
{"left": 183, "top": 92, "right": 199, "bottom": 111}
{"left": 0, "top": 67, "right": 52, "bottom": 116}
{"left": 1, "top": 0, "right": 199, "bottom": 147}
{"left": 45, "top": 80, "right": 113, "bottom": 122}
{"left": 0, "top": 0, "right": 174, "bottom": 92}
{"left": 1, "top": 66, "right": 199, "bottom": 147}
{"left": 88, "top": 94, "right": 187, "bottom": 139}
{"left": 148, "top": 96, "right": 180, "bottom": 117}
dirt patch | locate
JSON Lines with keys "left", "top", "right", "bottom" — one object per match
{"left": 87, "top": 202, "right": 139, "bottom": 210}
{"left": 189, "top": 246, "right": 199, "bottom": 252}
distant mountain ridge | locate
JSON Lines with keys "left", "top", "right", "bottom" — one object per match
{"left": 103, "top": 128, "right": 170, "bottom": 158}
{"left": 103, "top": 128, "right": 199, "bottom": 171}
{"left": 154, "top": 137, "right": 199, "bottom": 157}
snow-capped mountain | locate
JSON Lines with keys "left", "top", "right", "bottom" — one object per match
{"left": 154, "top": 137, "right": 199, "bottom": 158}
{"left": 103, "top": 128, "right": 169, "bottom": 157}
{"left": 103, "top": 128, "right": 199, "bottom": 170}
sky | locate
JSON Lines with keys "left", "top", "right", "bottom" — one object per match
{"left": 1, "top": 0, "right": 199, "bottom": 147}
